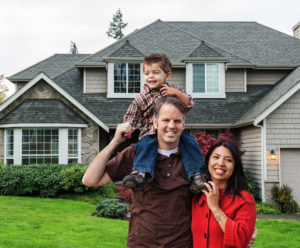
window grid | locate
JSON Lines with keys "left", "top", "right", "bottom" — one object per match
{"left": 114, "top": 63, "right": 140, "bottom": 93}
{"left": 193, "top": 63, "right": 219, "bottom": 93}
{"left": 68, "top": 128, "right": 78, "bottom": 163}
{"left": 6, "top": 129, "right": 14, "bottom": 165}
{"left": 22, "top": 128, "right": 59, "bottom": 165}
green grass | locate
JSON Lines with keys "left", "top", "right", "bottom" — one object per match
{"left": 254, "top": 219, "right": 300, "bottom": 248}
{"left": 1, "top": 196, "right": 300, "bottom": 248}
{"left": 0, "top": 196, "right": 128, "bottom": 248}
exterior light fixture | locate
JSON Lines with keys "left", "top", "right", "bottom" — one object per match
{"left": 270, "top": 149, "right": 276, "bottom": 160}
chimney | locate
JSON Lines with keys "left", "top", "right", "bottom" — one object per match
{"left": 292, "top": 22, "right": 300, "bottom": 39}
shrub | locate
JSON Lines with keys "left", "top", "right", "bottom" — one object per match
{"left": 244, "top": 170, "right": 258, "bottom": 199}
{"left": 0, "top": 164, "right": 67, "bottom": 197}
{"left": 96, "top": 198, "right": 127, "bottom": 219}
{"left": 272, "top": 184, "right": 299, "bottom": 214}
{"left": 281, "top": 200, "right": 299, "bottom": 214}
{"left": 117, "top": 185, "right": 132, "bottom": 204}
{"left": 60, "top": 164, "right": 90, "bottom": 193}
{"left": 256, "top": 203, "right": 281, "bottom": 215}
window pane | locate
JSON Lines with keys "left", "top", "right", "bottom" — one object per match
{"left": 193, "top": 64, "right": 205, "bottom": 92}
{"left": 6, "top": 129, "right": 14, "bottom": 159}
{"left": 128, "top": 64, "right": 140, "bottom": 93}
{"left": 206, "top": 63, "right": 219, "bottom": 93}
{"left": 114, "top": 63, "right": 126, "bottom": 93}
{"left": 22, "top": 128, "right": 59, "bottom": 165}
{"left": 68, "top": 128, "right": 78, "bottom": 163}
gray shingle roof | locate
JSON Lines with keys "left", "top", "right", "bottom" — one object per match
{"left": 108, "top": 40, "right": 144, "bottom": 57}
{"left": 236, "top": 65, "right": 300, "bottom": 125}
{"left": 188, "top": 42, "right": 224, "bottom": 58}
{"left": 80, "top": 20, "right": 300, "bottom": 67}
{"left": 9, "top": 54, "right": 90, "bottom": 79}
{"left": 0, "top": 99, "right": 87, "bottom": 125}
{"left": 51, "top": 67, "right": 272, "bottom": 127}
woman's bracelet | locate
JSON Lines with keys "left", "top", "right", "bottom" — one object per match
{"left": 214, "top": 212, "right": 227, "bottom": 222}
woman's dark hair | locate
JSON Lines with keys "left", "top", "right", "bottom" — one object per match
{"left": 204, "top": 139, "right": 248, "bottom": 199}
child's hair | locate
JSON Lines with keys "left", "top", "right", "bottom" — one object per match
{"left": 143, "top": 53, "right": 172, "bottom": 73}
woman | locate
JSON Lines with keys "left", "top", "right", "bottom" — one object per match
{"left": 192, "top": 140, "right": 256, "bottom": 248}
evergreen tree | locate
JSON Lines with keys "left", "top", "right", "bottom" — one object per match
{"left": 0, "top": 75, "right": 8, "bottom": 104}
{"left": 106, "top": 9, "right": 128, "bottom": 40}
{"left": 70, "top": 41, "right": 78, "bottom": 54}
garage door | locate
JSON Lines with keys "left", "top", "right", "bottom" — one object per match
{"left": 280, "top": 149, "right": 300, "bottom": 205}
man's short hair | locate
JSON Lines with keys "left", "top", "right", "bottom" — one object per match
{"left": 143, "top": 53, "right": 172, "bottom": 73}
{"left": 153, "top": 96, "right": 188, "bottom": 118}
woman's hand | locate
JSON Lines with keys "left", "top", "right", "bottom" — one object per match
{"left": 202, "top": 181, "right": 221, "bottom": 213}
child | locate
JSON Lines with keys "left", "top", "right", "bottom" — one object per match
{"left": 122, "top": 53, "right": 207, "bottom": 193}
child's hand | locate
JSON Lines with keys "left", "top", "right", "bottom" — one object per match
{"left": 123, "top": 122, "right": 135, "bottom": 139}
{"left": 160, "top": 85, "right": 178, "bottom": 96}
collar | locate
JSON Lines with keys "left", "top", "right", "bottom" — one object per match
{"left": 157, "top": 146, "right": 181, "bottom": 160}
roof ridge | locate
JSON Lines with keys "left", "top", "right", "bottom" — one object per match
{"left": 79, "top": 19, "right": 162, "bottom": 62}
{"left": 106, "top": 39, "right": 144, "bottom": 57}
{"left": 187, "top": 41, "right": 224, "bottom": 58}
{"left": 164, "top": 21, "right": 253, "bottom": 63}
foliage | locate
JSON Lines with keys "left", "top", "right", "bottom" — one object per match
{"left": 272, "top": 184, "right": 299, "bottom": 214}
{"left": 0, "top": 79, "right": 9, "bottom": 104}
{"left": 0, "top": 164, "right": 66, "bottom": 197}
{"left": 256, "top": 202, "right": 281, "bottom": 215}
{"left": 60, "top": 164, "right": 89, "bottom": 193}
{"left": 0, "top": 163, "right": 111, "bottom": 198}
{"left": 0, "top": 163, "right": 7, "bottom": 171}
{"left": 106, "top": 8, "right": 128, "bottom": 40}
{"left": 70, "top": 41, "right": 78, "bottom": 54}
{"left": 193, "top": 129, "right": 244, "bottom": 156}
{"left": 96, "top": 198, "right": 127, "bottom": 219}
{"left": 0, "top": 196, "right": 128, "bottom": 248}
{"left": 117, "top": 185, "right": 132, "bottom": 204}
{"left": 244, "top": 170, "right": 259, "bottom": 199}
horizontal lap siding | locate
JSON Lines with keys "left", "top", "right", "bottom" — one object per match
{"left": 266, "top": 89, "right": 300, "bottom": 182}
{"left": 225, "top": 69, "right": 244, "bottom": 92}
{"left": 247, "top": 70, "right": 289, "bottom": 85}
{"left": 85, "top": 68, "right": 107, "bottom": 93}
{"left": 239, "top": 126, "right": 262, "bottom": 192}
{"left": 171, "top": 69, "right": 185, "bottom": 90}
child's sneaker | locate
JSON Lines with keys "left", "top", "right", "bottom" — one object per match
{"left": 189, "top": 174, "right": 208, "bottom": 193}
{"left": 122, "top": 171, "right": 145, "bottom": 192}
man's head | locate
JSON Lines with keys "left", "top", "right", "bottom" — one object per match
{"left": 143, "top": 53, "right": 172, "bottom": 90}
{"left": 153, "top": 96, "right": 187, "bottom": 150}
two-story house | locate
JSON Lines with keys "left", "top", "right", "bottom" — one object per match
{"left": 1, "top": 20, "right": 300, "bottom": 203}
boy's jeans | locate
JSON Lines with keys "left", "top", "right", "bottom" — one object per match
{"left": 133, "top": 132, "right": 205, "bottom": 182}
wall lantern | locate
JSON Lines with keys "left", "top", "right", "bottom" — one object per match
{"left": 270, "top": 149, "right": 276, "bottom": 160}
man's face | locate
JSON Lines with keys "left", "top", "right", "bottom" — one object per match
{"left": 143, "top": 62, "right": 172, "bottom": 90}
{"left": 153, "top": 103, "right": 185, "bottom": 150}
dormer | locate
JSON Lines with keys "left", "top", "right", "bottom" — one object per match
{"left": 184, "top": 42, "right": 227, "bottom": 98}
{"left": 105, "top": 40, "right": 145, "bottom": 98}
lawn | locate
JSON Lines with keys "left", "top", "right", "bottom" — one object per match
{"left": 0, "top": 196, "right": 128, "bottom": 248}
{"left": 1, "top": 196, "right": 300, "bottom": 248}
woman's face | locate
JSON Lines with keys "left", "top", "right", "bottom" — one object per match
{"left": 208, "top": 146, "right": 235, "bottom": 187}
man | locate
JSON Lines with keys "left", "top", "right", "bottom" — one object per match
{"left": 82, "top": 96, "right": 193, "bottom": 248}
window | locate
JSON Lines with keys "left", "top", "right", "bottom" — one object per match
{"left": 186, "top": 63, "right": 225, "bottom": 98}
{"left": 5, "top": 129, "right": 14, "bottom": 165}
{"left": 22, "top": 128, "right": 59, "bottom": 164}
{"left": 68, "top": 128, "right": 79, "bottom": 163}
{"left": 108, "top": 62, "right": 143, "bottom": 98}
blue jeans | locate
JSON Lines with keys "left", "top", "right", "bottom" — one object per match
{"left": 133, "top": 132, "right": 205, "bottom": 182}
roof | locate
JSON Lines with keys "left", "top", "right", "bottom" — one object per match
{"left": 0, "top": 99, "right": 87, "bottom": 125}
{"left": 9, "top": 54, "right": 90, "bottom": 80}
{"left": 236, "top": 65, "right": 300, "bottom": 126}
{"left": 79, "top": 20, "right": 300, "bottom": 67}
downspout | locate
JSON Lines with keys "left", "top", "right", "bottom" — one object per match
{"left": 254, "top": 120, "right": 266, "bottom": 202}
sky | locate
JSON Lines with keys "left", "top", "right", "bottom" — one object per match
{"left": 0, "top": 0, "right": 299, "bottom": 79}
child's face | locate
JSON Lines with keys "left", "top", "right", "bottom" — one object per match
{"left": 143, "top": 62, "right": 172, "bottom": 90}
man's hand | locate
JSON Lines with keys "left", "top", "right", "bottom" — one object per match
{"left": 113, "top": 122, "right": 135, "bottom": 145}
{"left": 160, "top": 84, "right": 179, "bottom": 96}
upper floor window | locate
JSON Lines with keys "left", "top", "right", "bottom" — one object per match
{"left": 186, "top": 63, "right": 225, "bottom": 98}
{"left": 108, "top": 62, "right": 144, "bottom": 98}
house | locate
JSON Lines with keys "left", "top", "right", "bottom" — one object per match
{"left": 1, "top": 20, "right": 300, "bottom": 204}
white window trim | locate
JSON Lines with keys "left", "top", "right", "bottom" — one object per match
{"left": 186, "top": 63, "right": 226, "bottom": 98}
{"left": 83, "top": 68, "right": 87, "bottom": 93}
{"left": 107, "top": 62, "right": 144, "bottom": 98}
{"left": 7, "top": 127, "right": 81, "bottom": 165}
